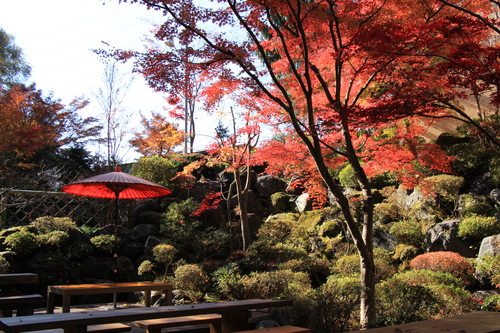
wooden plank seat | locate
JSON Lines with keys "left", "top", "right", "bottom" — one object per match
{"left": 232, "top": 326, "right": 312, "bottom": 333}
{"left": 135, "top": 314, "right": 222, "bottom": 333}
{"left": 0, "top": 294, "right": 44, "bottom": 317}
{"left": 26, "top": 323, "right": 131, "bottom": 333}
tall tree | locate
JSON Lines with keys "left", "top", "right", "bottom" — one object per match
{"left": 130, "top": 111, "right": 184, "bottom": 157}
{"left": 0, "top": 28, "right": 30, "bottom": 89}
{"left": 114, "top": 0, "right": 487, "bottom": 327}
{"left": 93, "top": 61, "right": 134, "bottom": 167}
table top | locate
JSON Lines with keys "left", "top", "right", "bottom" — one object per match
{"left": 48, "top": 282, "right": 172, "bottom": 294}
{"left": 0, "top": 273, "right": 38, "bottom": 285}
{"left": 0, "top": 299, "right": 293, "bottom": 333}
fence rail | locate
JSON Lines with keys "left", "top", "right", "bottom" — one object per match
{"left": 0, "top": 189, "right": 134, "bottom": 228}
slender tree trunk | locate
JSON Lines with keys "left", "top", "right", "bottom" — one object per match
{"left": 234, "top": 168, "right": 251, "bottom": 251}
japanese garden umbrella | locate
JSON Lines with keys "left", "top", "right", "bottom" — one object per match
{"left": 60, "top": 167, "right": 171, "bottom": 285}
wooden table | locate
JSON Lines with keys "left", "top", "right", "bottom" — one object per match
{"left": 0, "top": 299, "right": 293, "bottom": 333}
{"left": 46, "top": 282, "right": 173, "bottom": 314}
{"left": 0, "top": 273, "right": 39, "bottom": 296}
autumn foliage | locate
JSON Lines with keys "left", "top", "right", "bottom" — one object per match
{"left": 410, "top": 251, "right": 475, "bottom": 286}
{"left": 130, "top": 112, "right": 184, "bottom": 157}
{"left": 0, "top": 84, "right": 98, "bottom": 158}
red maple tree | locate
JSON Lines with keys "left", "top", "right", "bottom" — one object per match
{"left": 111, "top": 0, "right": 491, "bottom": 327}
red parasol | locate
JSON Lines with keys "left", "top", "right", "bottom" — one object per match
{"left": 61, "top": 167, "right": 172, "bottom": 200}
{"left": 61, "top": 167, "right": 171, "bottom": 291}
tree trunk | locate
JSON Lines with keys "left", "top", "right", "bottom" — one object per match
{"left": 234, "top": 168, "right": 251, "bottom": 251}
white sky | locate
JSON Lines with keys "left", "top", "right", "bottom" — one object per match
{"left": 0, "top": 0, "right": 220, "bottom": 161}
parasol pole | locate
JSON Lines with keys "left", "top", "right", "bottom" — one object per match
{"left": 113, "top": 190, "right": 119, "bottom": 308}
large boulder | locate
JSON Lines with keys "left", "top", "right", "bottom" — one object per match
{"left": 144, "top": 236, "right": 162, "bottom": 256}
{"left": 477, "top": 234, "right": 500, "bottom": 258}
{"left": 296, "top": 193, "right": 312, "bottom": 213}
{"left": 270, "top": 192, "right": 292, "bottom": 213}
{"left": 373, "top": 226, "right": 398, "bottom": 252}
{"left": 132, "top": 224, "right": 160, "bottom": 243}
{"left": 426, "top": 220, "right": 476, "bottom": 257}
{"left": 255, "top": 175, "right": 286, "bottom": 197}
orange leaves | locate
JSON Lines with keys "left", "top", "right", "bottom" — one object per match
{"left": 129, "top": 112, "right": 184, "bottom": 157}
{"left": 0, "top": 84, "right": 66, "bottom": 157}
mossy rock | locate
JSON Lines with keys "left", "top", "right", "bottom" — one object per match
{"left": 393, "top": 244, "right": 420, "bottom": 267}
{"left": 270, "top": 192, "right": 292, "bottom": 213}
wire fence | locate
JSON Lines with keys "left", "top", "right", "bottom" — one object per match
{"left": 0, "top": 189, "right": 135, "bottom": 229}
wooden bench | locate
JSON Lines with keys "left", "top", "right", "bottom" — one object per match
{"left": 0, "top": 299, "right": 294, "bottom": 333}
{"left": 26, "top": 323, "right": 131, "bottom": 333}
{"left": 0, "top": 294, "right": 44, "bottom": 317}
{"left": 135, "top": 314, "right": 222, "bottom": 333}
{"left": 232, "top": 326, "right": 312, "bottom": 333}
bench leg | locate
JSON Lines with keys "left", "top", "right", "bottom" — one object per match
{"left": 47, "top": 292, "right": 56, "bottom": 314}
{"left": 16, "top": 306, "right": 34, "bottom": 316}
{"left": 164, "top": 289, "right": 172, "bottom": 306}
{"left": 0, "top": 309, "right": 13, "bottom": 317}
{"left": 144, "top": 291, "right": 151, "bottom": 307}
{"left": 145, "top": 328, "right": 161, "bottom": 333}
{"left": 62, "top": 295, "right": 72, "bottom": 313}
{"left": 210, "top": 321, "right": 222, "bottom": 333}
{"left": 221, "top": 311, "right": 250, "bottom": 333}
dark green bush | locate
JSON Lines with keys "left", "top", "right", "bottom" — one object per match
{"left": 248, "top": 242, "right": 308, "bottom": 265}
{"left": 475, "top": 254, "right": 500, "bottom": 287}
{"left": 212, "top": 262, "right": 247, "bottom": 300}
{"left": 279, "top": 257, "right": 331, "bottom": 287}
{"left": 459, "top": 194, "right": 496, "bottom": 218}
{"left": 419, "top": 174, "right": 465, "bottom": 217}
{"left": 458, "top": 214, "right": 500, "bottom": 239}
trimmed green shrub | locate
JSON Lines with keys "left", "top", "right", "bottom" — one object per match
{"left": 31, "top": 216, "right": 76, "bottom": 233}
{"left": 389, "top": 219, "right": 426, "bottom": 248}
{"left": 331, "top": 249, "right": 396, "bottom": 283}
{"left": 388, "top": 269, "right": 474, "bottom": 316}
{"left": 338, "top": 164, "right": 358, "bottom": 188}
{"left": 458, "top": 214, "right": 500, "bottom": 239}
{"left": 37, "top": 231, "right": 70, "bottom": 247}
{"left": 375, "top": 279, "right": 439, "bottom": 327}
{"left": 132, "top": 155, "right": 194, "bottom": 194}
{"left": 248, "top": 242, "right": 308, "bottom": 265}
{"left": 374, "top": 202, "right": 401, "bottom": 224}
{"left": 313, "top": 276, "right": 362, "bottom": 332}
{"left": 410, "top": 251, "right": 474, "bottom": 286}
{"left": 90, "top": 234, "right": 118, "bottom": 255}
{"left": 174, "top": 264, "right": 209, "bottom": 292}
{"left": 153, "top": 244, "right": 178, "bottom": 274}
{"left": 4, "top": 229, "right": 38, "bottom": 257}
{"left": 279, "top": 257, "right": 331, "bottom": 287}
{"left": 0, "top": 255, "right": 11, "bottom": 274}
